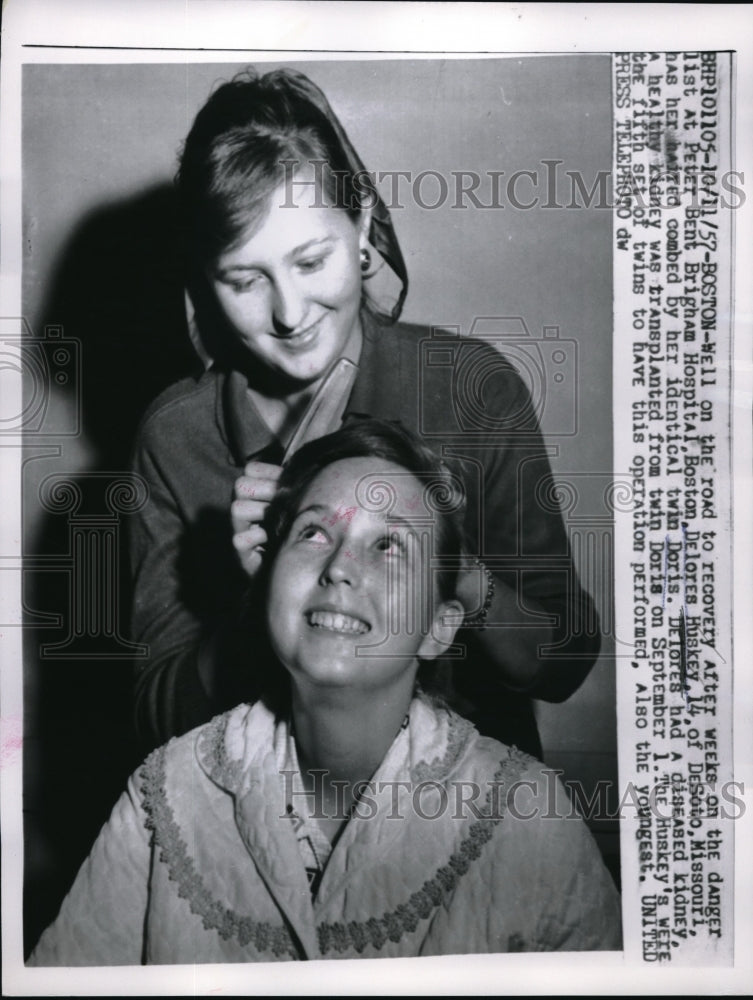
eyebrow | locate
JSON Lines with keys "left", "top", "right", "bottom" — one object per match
{"left": 216, "top": 237, "right": 334, "bottom": 276}
{"left": 291, "top": 503, "right": 417, "bottom": 531}
{"left": 292, "top": 503, "right": 328, "bottom": 519}
{"left": 286, "top": 237, "right": 334, "bottom": 259}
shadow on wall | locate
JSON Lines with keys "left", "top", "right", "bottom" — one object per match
{"left": 31, "top": 183, "right": 199, "bottom": 464}
{"left": 23, "top": 184, "right": 200, "bottom": 957}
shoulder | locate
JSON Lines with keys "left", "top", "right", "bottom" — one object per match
{"left": 134, "top": 708, "right": 240, "bottom": 840}
{"left": 452, "top": 725, "right": 572, "bottom": 813}
{"left": 457, "top": 725, "right": 543, "bottom": 791}
{"left": 135, "top": 371, "right": 221, "bottom": 447}
{"left": 423, "top": 708, "right": 622, "bottom": 950}
{"left": 368, "top": 316, "right": 506, "bottom": 360}
{"left": 362, "top": 316, "right": 432, "bottom": 369}
{"left": 140, "top": 699, "right": 251, "bottom": 764}
{"left": 137, "top": 720, "right": 206, "bottom": 802}
{"left": 429, "top": 707, "right": 575, "bottom": 817}
{"left": 140, "top": 701, "right": 274, "bottom": 799}
{"left": 378, "top": 314, "right": 522, "bottom": 363}
{"left": 412, "top": 698, "right": 538, "bottom": 787}
{"left": 372, "top": 316, "right": 530, "bottom": 398}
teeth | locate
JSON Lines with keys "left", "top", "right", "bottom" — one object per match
{"left": 308, "top": 611, "right": 370, "bottom": 634}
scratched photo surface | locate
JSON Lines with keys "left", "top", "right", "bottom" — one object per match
{"left": 20, "top": 57, "right": 618, "bottom": 962}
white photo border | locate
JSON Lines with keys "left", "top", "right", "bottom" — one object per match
{"left": 2, "top": 2, "right": 752, "bottom": 996}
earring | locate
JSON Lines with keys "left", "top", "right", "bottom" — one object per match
{"left": 360, "top": 247, "right": 372, "bottom": 274}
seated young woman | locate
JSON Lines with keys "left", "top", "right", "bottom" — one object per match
{"left": 30, "top": 419, "right": 621, "bottom": 965}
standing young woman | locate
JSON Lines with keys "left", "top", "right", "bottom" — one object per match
{"left": 130, "top": 67, "right": 601, "bottom": 756}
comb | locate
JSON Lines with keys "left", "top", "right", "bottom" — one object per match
{"left": 282, "top": 357, "right": 359, "bottom": 463}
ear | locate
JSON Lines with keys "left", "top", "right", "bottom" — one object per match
{"left": 416, "top": 599, "right": 465, "bottom": 661}
{"left": 358, "top": 205, "right": 373, "bottom": 246}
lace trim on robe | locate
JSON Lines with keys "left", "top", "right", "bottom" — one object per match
{"left": 139, "top": 743, "right": 299, "bottom": 959}
{"left": 317, "top": 745, "right": 530, "bottom": 955}
{"left": 142, "top": 708, "right": 533, "bottom": 957}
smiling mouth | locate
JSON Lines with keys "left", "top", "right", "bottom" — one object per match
{"left": 272, "top": 316, "right": 323, "bottom": 344}
{"left": 307, "top": 610, "right": 371, "bottom": 635}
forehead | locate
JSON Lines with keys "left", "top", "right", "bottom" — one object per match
{"left": 219, "top": 172, "right": 356, "bottom": 265}
{"left": 296, "top": 457, "right": 431, "bottom": 526}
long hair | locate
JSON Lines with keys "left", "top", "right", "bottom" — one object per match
{"left": 177, "top": 67, "right": 408, "bottom": 324}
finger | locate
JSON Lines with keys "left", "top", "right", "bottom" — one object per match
{"left": 236, "top": 545, "right": 264, "bottom": 580}
{"left": 230, "top": 498, "right": 270, "bottom": 531}
{"left": 242, "top": 461, "right": 283, "bottom": 481}
{"left": 232, "top": 524, "right": 268, "bottom": 554}
{"left": 234, "top": 476, "right": 279, "bottom": 503}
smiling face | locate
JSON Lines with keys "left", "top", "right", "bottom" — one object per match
{"left": 209, "top": 170, "right": 368, "bottom": 387}
{"left": 266, "top": 456, "right": 459, "bottom": 700}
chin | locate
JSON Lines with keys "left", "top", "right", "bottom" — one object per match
{"left": 292, "top": 668, "right": 358, "bottom": 692}
{"left": 279, "top": 343, "right": 341, "bottom": 383}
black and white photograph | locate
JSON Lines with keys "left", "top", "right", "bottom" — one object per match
{"left": 1, "top": 2, "right": 751, "bottom": 995}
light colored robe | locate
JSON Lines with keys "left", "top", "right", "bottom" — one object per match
{"left": 30, "top": 697, "right": 622, "bottom": 964}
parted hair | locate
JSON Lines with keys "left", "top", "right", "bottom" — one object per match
{"left": 265, "top": 416, "right": 467, "bottom": 604}
{"left": 177, "top": 67, "right": 408, "bottom": 323}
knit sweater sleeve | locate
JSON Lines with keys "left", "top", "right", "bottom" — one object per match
{"left": 129, "top": 403, "right": 257, "bottom": 750}
{"left": 129, "top": 423, "right": 222, "bottom": 745}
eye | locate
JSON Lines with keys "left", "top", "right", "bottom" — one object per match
{"left": 297, "top": 252, "right": 330, "bottom": 274}
{"left": 298, "top": 523, "right": 330, "bottom": 546}
{"left": 217, "top": 270, "right": 265, "bottom": 294}
{"left": 228, "top": 274, "right": 264, "bottom": 293}
{"left": 375, "top": 532, "right": 407, "bottom": 556}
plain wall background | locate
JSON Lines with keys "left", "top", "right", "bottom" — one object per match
{"left": 21, "top": 56, "right": 617, "bottom": 947}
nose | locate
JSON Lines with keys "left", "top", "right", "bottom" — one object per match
{"left": 320, "top": 540, "right": 358, "bottom": 588}
{"left": 271, "top": 274, "right": 307, "bottom": 333}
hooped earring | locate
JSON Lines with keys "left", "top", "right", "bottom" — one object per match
{"left": 360, "top": 247, "right": 372, "bottom": 274}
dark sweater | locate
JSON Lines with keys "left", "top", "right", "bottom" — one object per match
{"left": 130, "top": 314, "right": 601, "bottom": 755}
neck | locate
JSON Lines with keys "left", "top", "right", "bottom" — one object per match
{"left": 290, "top": 677, "right": 415, "bottom": 792}
{"left": 244, "top": 318, "right": 364, "bottom": 441}
{"left": 245, "top": 383, "right": 315, "bottom": 442}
